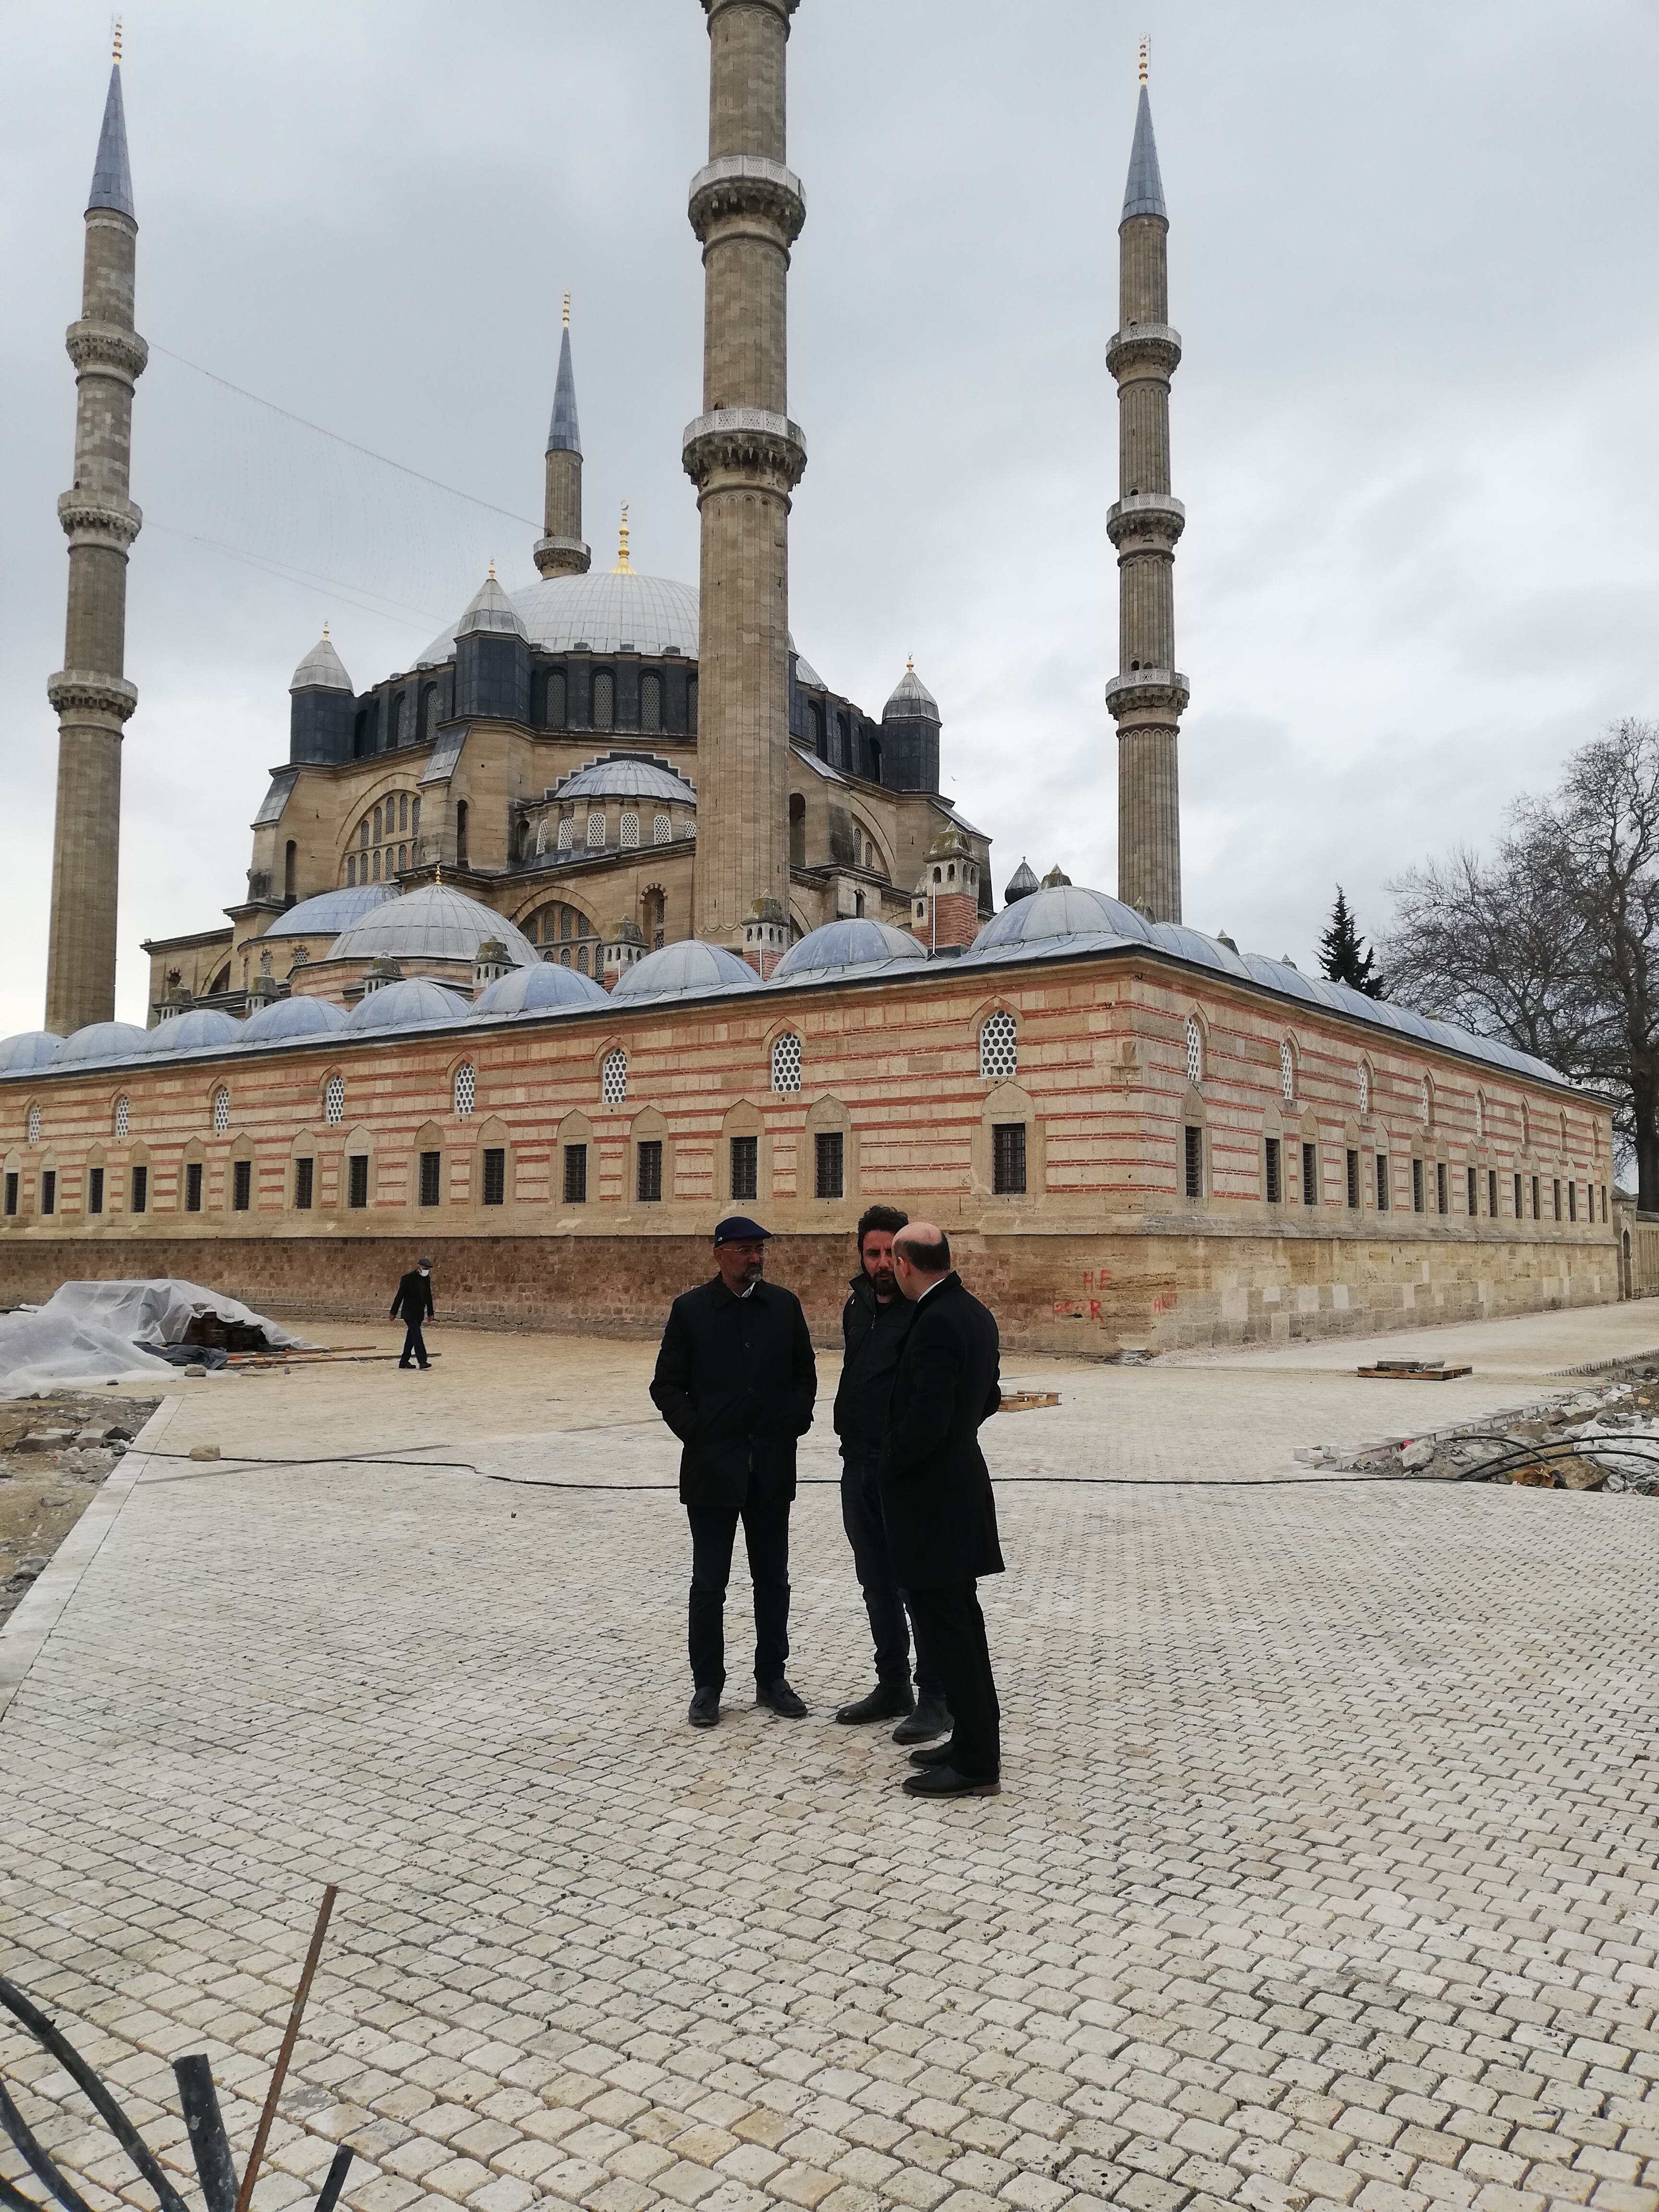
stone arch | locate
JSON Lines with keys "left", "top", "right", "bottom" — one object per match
{"left": 596, "top": 1039, "right": 628, "bottom": 1105}
{"left": 1357, "top": 1055, "right": 1373, "bottom": 1119}
{"left": 848, "top": 809, "right": 894, "bottom": 880}
{"left": 410, "top": 1119, "right": 446, "bottom": 1214}
{"left": 1279, "top": 1035, "right": 1298, "bottom": 1106}
{"left": 975, "top": 1000, "right": 1019, "bottom": 1082}
{"left": 972, "top": 1078, "right": 1042, "bottom": 1202}
{"left": 342, "top": 1121, "right": 377, "bottom": 1214}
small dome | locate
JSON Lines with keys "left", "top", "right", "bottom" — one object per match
{"left": 471, "top": 962, "right": 609, "bottom": 1017}
{"left": 0, "top": 1031, "right": 64, "bottom": 1074}
{"left": 55, "top": 1021, "right": 149, "bottom": 1064}
{"left": 968, "top": 884, "right": 1154, "bottom": 955}
{"left": 613, "top": 939, "right": 758, "bottom": 998}
{"left": 265, "top": 884, "right": 398, "bottom": 940}
{"left": 242, "top": 996, "right": 352, "bottom": 1043}
{"left": 421, "top": 569, "right": 697, "bottom": 664}
{"left": 1003, "top": 857, "right": 1040, "bottom": 905}
{"left": 793, "top": 650, "right": 826, "bottom": 691}
{"left": 883, "top": 659, "right": 940, "bottom": 724}
{"left": 136, "top": 1009, "right": 246, "bottom": 1055}
{"left": 772, "top": 919, "right": 921, "bottom": 979}
{"left": 345, "top": 978, "right": 472, "bottom": 1031}
{"left": 455, "top": 571, "right": 529, "bottom": 642}
{"left": 328, "top": 885, "right": 539, "bottom": 970}
{"left": 554, "top": 752, "right": 697, "bottom": 807}
{"left": 289, "top": 629, "right": 353, "bottom": 693}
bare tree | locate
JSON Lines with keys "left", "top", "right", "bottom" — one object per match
{"left": 1383, "top": 720, "right": 1659, "bottom": 1206}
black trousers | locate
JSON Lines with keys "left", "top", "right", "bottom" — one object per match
{"left": 840, "top": 1448, "right": 942, "bottom": 1695}
{"left": 398, "top": 1321, "right": 429, "bottom": 1368}
{"left": 686, "top": 1483, "right": 791, "bottom": 1692}
{"left": 904, "top": 1582, "right": 1000, "bottom": 1780}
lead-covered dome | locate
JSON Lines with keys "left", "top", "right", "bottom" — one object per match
{"left": 136, "top": 1008, "right": 246, "bottom": 1055}
{"left": 328, "top": 885, "right": 539, "bottom": 969}
{"left": 0, "top": 1031, "right": 64, "bottom": 1074}
{"left": 345, "top": 978, "right": 472, "bottom": 1031}
{"left": 613, "top": 939, "right": 758, "bottom": 998}
{"left": 454, "top": 570, "right": 528, "bottom": 641}
{"left": 290, "top": 629, "right": 353, "bottom": 693}
{"left": 883, "top": 659, "right": 939, "bottom": 723}
{"left": 243, "top": 996, "right": 351, "bottom": 1043}
{"left": 553, "top": 752, "right": 697, "bottom": 807}
{"left": 772, "top": 918, "right": 921, "bottom": 979}
{"left": 471, "top": 962, "right": 609, "bottom": 1016}
{"left": 419, "top": 570, "right": 700, "bottom": 665}
{"left": 56, "top": 1021, "right": 149, "bottom": 1064}
{"left": 967, "top": 883, "right": 1155, "bottom": 954}
{"left": 265, "top": 884, "right": 398, "bottom": 940}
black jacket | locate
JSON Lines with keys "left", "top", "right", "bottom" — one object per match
{"left": 833, "top": 1272, "right": 914, "bottom": 1452}
{"left": 650, "top": 1275, "right": 817, "bottom": 1507}
{"left": 390, "top": 1270, "right": 434, "bottom": 1323}
{"left": 878, "top": 1272, "right": 1003, "bottom": 1588}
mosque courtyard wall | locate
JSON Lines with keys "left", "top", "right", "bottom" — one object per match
{"left": 0, "top": 947, "right": 1617, "bottom": 1353}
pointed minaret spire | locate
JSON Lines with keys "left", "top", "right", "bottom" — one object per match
{"left": 1105, "top": 51, "right": 1187, "bottom": 926}
{"left": 88, "top": 42, "right": 134, "bottom": 219}
{"left": 535, "top": 295, "right": 590, "bottom": 577}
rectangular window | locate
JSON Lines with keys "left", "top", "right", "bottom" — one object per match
{"left": 185, "top": 1161, "right": 203, "bottom": 1214}
{"left": 3, "top": 1171, "right": 16, "bottom": 1217}
{"left": 233, "top": 1159, "right": 252, "bottom": 1212}
{"left": 131, "top": 1165, "right": 147, "bottom": 1214}
{"left": 816, "top": 1129, "right": 846, "bottom": 1201}
{"left": 563, "top": 1143, "right": 587, "bottom": 1205}
{"left": 1302, "top": 1142, "right": 1317, "bottom": 1206}
{"left": 1552, "top": 1177, "right": 1561, "bottom": 1221}
{"left": 1412, "top": 1158, "right": 1425, "bottom": 1213}
{"left": 294, "top": 1158, "right": 314, "bottom": 1210}
{"left": 1513, "top": 1172, "right": 1522, "bottom": 1219}
{"left": 88, "top": 1166, "right": 105, "bottom": 1215}
{"left": 1346, "top": 1149, "right": 1359, "bottom": 1209}
{"left": 1532, "top": 1174, "right": 1540, "bottom": 1220}
{"left": 1602, "top": 1183, "right": 1608, "bottom": 1221}
{"left": 1264, "top": 1137, "right": 1282, "bottom": 1205}
{"left": 731, "top": 1134, "right": 758, "bottom": 1202}
{"left": 1437, "top": 1162, "right": 1448, "bottom": 1215}
{"left": 1377, "top": 1155, "right": 1390, "bottom": 1212}
{"left": 348, "top": 1154, "right": 370, "bottom": 1209}
{"left": 482, "top": 1148, "right": 506, "bottom": 1206}
{"left": 419, "top": 1150, "right": 441, "bottom": 1207}
{"left": 993, "top": 1122, "right": 1027, "bottom": 1197}
{"left": 1467, "top": 1166, "right": 1478, "bottom": 1217}
{"left": 41, "top": 1169, "right": 57, "bottom": 1216}
{"left": 636, "top": 1140, "right": 662, "bottom": 1204}
{"left": 1568, "top": 1180, "right": 1577, "bottom": 1223}
{"left": 1183, "top": 1125, "right": 1203, "bottom": 1201}
{"left": 1489, "top": 1168, "right": 1498, "bottom": 1220}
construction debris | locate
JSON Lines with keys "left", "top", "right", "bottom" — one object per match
{"left": 999, "top": 1390, "right": 1061, "bottom": 1412}
{"left": 1358, "top": 1358, "right": 1472, "bottom": 1381}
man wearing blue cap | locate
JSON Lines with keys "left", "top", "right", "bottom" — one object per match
{"left": 650, "top": 1216, "right": 818, "bottom": 1729}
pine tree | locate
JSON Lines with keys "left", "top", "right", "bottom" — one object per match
{"left": 1319, "top": 886, "right": 1384, "bottom": 997}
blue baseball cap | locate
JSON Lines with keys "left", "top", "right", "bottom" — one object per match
{"left": 713, "top": 1215, "right": 770, "bottom": 1246}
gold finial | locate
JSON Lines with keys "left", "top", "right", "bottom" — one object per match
{"left": 612, "top": 503, "right": 633, "bottom": 573}
{"left": 322, "top": 620, "right": 330, "bottom": 639}
{"left": 487, "top": 559, "right": 496, "bottom": 580}
{"left": 907, "top": 654, "right": 915, "bottom": 673}
{"left": 113, "top": 17, "right": 123, "bottom": 63}
{"left": 435, "top": 861, "right": 443, "bottom": 885}
{"left": 563, "top": 291, "right": 571, "bottom": 329}
{"left": 1139, "top": 35, "right": 1149, "bottom": 84}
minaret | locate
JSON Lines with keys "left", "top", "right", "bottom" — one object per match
{"left": 1106, "top": 46, "right": 1187, "bottom": 925}
{"left": 682, "top": 0, "right": 807, "bottom": 952}
{"left": 534, "top": 294, "right": 590, "bottom": 577}
{"left": 44, "top": 39, "right": 147, "bottom": 1034}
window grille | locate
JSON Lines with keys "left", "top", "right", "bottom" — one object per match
{"left": 1264, "top": 1137, "right": 1282, "bottom": 1205}
{"left": 815, "top": 1130, "right": 845, "bottom": 1200}
{"left": 27, "top": 1106, "right": 40, "bottom": 1145}
{"left": 114, "top": 1095, "right": 130, "bottom": 1139}
{"left": 558, "top": 817, "right": 574, "bottom": 853}
{"left": 771, "top": 1033, "right": 802, "bottom": 1093}
{"left": 419, "top": 1151, "right": 441, "bottom": 1207}
{"left": 1552, "top": 1177, "right": 1561, "bottom": 1220}
{"left": 1412, "top": 1159, "right": 1425, "bottom": 1212}
{"left": 373, "top": 803, "right": 383, "bottom": 844}
{"left": 601, "top": 1050, "right": 627, "bottom": 1105}
{"left": 641, "top": 673, "right": 662, "bottom": 733}
{"left": 88, "top": 1167, "right": 105, "bottom": 1216}
{"left": 3, "top": 1172, "right": 17, "bottom": 1217}
{"left": 397, "top": 843, "right": 407, "bottom": 873}
{"left": 1184, "top": 1125, "right": 1202, "bottom": 1201}
{"left": 992, "top": 1122, "right": 1027, "bottom": 1197}
{"left": 1302, "top": 1142, "right": 1318, "bottom": 1205}
{"left": 979, "top": 1010, "right": 1018, "bottom": 1080}
{"left": 399, "top": 792, "right": 409, "bottom": 831}
{"left": 359, "top": 819, "right": 369, "bottom": 847}
{"left": 1437, "top": 1162, "right": 1448, "bottom": 1215}
{"left": 232, "top": 1159, "right": 252, "bottom": 1212}
{"left": 295, "top": 1158, "right": 314, "bottom": 1210}
{"left": 347, "top": 854, "right": 357, "bottom": 886}
{"left": 1281, "top": 1042, "right": 1295, "bottom": 1103}
{"left": 1185, "top": 1018, "right": 1202, "bottom": 1086}
{"left": 348, "top": 1155, "right": 369, "bottom": 1209}
{"left": 212, "top": 1087, "right": 230, "bottom": 1134}
{"left": 1358, "top": 1065, "right": 1369, "bottom": 1114}
{"left": 1513, "top": 1172, "right": 1523, "bottom": 1218}
{"left": 1346, "top": 1149, "right": 1360, "bottom": 1209}
{"left": 372, "top": 850, "right": 382, "bottom": 880}
{"left": 593, "top": 671, "right": 615, "bottom": 730}
{"left": 536, "top": 819, "right": 548, "bottom": 857}
{"left": 185, "top": 1162, "right": 203, "bottom": 1214}
{"left": 1490, "top": 1168, "right": 1499, "bottom": 1219}
{"left": 653, "top": 812, "right": 672, "bottom": 845}
{"left": 1532, "top": 1173, "right": 1540, "bottom": 1219}
{"left": 41, "top": 1170, "right": 56, "bottom": 1217}
{"left": 636, "top": 1140, "right": 663, "bottom": 1203}
{"left": 325, "top": 1075, "right": 346, "bottom": 1126}
{"left": 1377, "top": 1155, "right": 1390, "bottom": 1211}
{"left": 563, "top": 1144, "right": 587, "bottom": 1205}
{"left": 482, "top": 1148, "right": 506, "bottom": 1206}
{"left": 730, "top": 1135, "right": 758, "bottom": 1202}
{"left": 587, "top": 812, "right": 606, "bottom": 849}
{"left": 620, "top": 811, "right": 640, "bottom": 850}
{"left": 1420, "top": 1077, "right": 1431, "bottom": 1124}
{"left": 1467, "top": 1166, "right": 1479, "bottom": 1216}
{"left": 547, "top": 673, "right": 566, "bottom": 730}
{"left": 1475, "top": 1093, "right": 1485, "bottom": 1140}
{"left": 454, "top": 1063, "right": 476, "bottom": 1118}
{"left": 1569, "top": 1180, "right": 1577, "bottom": 1223}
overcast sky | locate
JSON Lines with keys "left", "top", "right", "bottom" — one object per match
{"left": 2, "top": 0, "right": 1657, "bottom": 1036}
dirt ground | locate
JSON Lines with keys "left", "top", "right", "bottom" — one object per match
{"left": 0, "top": 1389, "right": 160, "bottom": 1626}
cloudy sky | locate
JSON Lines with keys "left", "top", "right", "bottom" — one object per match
{"left": 2, "top": 0, "right": 1656, "bottom": 1035}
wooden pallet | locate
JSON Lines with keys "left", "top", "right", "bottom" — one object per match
{"left": 1358, "top": 1361, "right": 1471, "bottom": 1381}
{"left": 999, "top": 1390, "right": 1061, "bottom": 1412}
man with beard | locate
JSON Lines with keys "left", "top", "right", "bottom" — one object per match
{"left": 650, "top": 1216, "right": 817, "bottom": 1730}
{"left": 832, "top": 1205, "right": 952, "bottom": 1744}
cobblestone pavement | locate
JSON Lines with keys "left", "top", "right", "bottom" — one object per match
{"left": 3, "top": 1307, "right": 1658, "bottom": 2212}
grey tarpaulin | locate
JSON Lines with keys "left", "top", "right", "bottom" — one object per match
{"left": 0, "top": 1280, "right": 312, "bottom": 1395}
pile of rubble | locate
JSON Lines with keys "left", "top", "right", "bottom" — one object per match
{"left": 0, "top": 1394, "right": 157, "bottom": 1627}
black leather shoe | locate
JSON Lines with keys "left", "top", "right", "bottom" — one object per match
{"left": 892, "top": 1692, "right": 952, "bottom": 1745}
{"left": 908, "top": 1740, "right": 957, "bottom": 1769}
{"left": 835, "top": 1682, "right": 914, "bottom": 1725}
{"left": 756, "top": 1677, "right": 807, "bottom": 1718}
{"left": 688, "top": 1687, "right": 720, "bottom": 1729}
{"left": 902, "top": 1764, "right": 1000, "bottom": 1798}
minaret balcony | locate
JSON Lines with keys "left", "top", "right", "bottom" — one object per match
{"left": 57, "top": 491, "right": 143, "bottom": 552}
{"left": 688, "top": 155, "right": 805, "bottom": 247}
{"left": 1106, "top": 492, "right": 1185, "bottom": 549}
{"left": 682, "top": 407, "right": 807, "bottom": 493}
{"left": 1106, "top": 669, "right": 1190, "bottom": 723}
{"left": 48, "top": 669, "right": 139, "bottom": 724}
{"left": 64, "top": 318, "right": 149, "bottom": 385}
{"left": 1106, "top": 322, "right": 1182, "bottom": 379}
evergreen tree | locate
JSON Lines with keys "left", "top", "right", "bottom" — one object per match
{"left": 1319, "top": 886, "right": 1384, "bottom": 997}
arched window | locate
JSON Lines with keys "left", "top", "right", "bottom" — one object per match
{"left": 1281, "top": 1041, "right": 1295, "bottom": 1104}
{"left": 398, "top": 792, "right": 409, "bottom": 832}
{"left": 1420, "top": 1076, "right": 1431, "bottom": 1125}
{"left": 536, "top": 818, "right": 548, "bottom": 857}
{"left": 810, "top": 699, "right": 827, "bottom": 760}
{"left": 601, "top": 1049, "right": 627, "bottom": 1105}
{"left": 454, "top": 1063, "right": 476, "bottom": 1118}
{"left": 980, "top": 1011, "right": 1018, "bottom": 1080}
{"left": 325, "top": 1075, "right": 346, "bottom": 1127}
{"left": 421, "top": 685, "right": 439, "bottom": 741}
{"left": 771, "top": 1034, "right": 803, "bottom": 1094}
{"left": 411, "top": 795, "right": 421, "bottom": 838}
{"left": 372, "top": 849, "right": 382, "bottom": 881}
{"left": 359, "top": 817, "right": 370, "bottom": 849}
{"left": 1358, "top": 1063, "right": 1370, "bottom": 1114}
{"left": 391, "top": 694, "right": 407, "bottom": 747}
{"left": 27, "top": 1105, "right": 41, "bottom": 1145}
{"left": 577, "top": 943, "right": 589, "bottom": 974}
{"left": 558, "top": 817, "right": 575, "bottom": 853}
{"left": 789, "top": 792, "right": 806, "bottom": 869}
{"left": 1185, "top": 1017, "right": 1202, "bottom": 1087}
{"left": 212, "top": 1087, "right": 230, "bottom": 1134}
{"left": 641, "top": 673, "right": 662, "bottom": 733}
{"left": 587, "top": 813, "right": 606, "bottom": 849}
{"left": 373, "top": 803, "right": 383, "bottom": 844}
{"left": 114, "top": 1096, "right": 130, "bottom": 1139}
{"left": 547, "top": 672, "right": 567, "bottom": 730}
{"left": 456, "top": 801, "right": 469, "bottom": 867}
{"left": 347, "top": 854, "right": 357, "bottom": 886}
{"left": 620, "top": 812, "right": 640, "bottom": 850}
{"left": 397, "top": 843, "right": 407, "bottom": 873}
{"left": 593, "top": 671, "right": 615, "bottom": 730}
{"left": 653, "top": 812, "right": 672, "bottom": 845}
{"left": 1476, "top": 1090, "right": 1486, "bottom": 1141}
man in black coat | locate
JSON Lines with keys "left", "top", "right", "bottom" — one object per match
{"left": 389, "top": 1256, "right": 435, "bottom": 1371}
{"left": 880, "top": 1223, "right": 1004, "bottom": 1797}
{"left": 832, "top": 1205, "right": 950, "bottom": 1744}
{"left": 650, "top": 1216, "right": 817, "bottom": 1730}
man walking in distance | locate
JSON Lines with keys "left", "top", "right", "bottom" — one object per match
{"left": 832, "top": 1205, "right": 952, "bottom": 1745}
{"left": 390, "top": 1256, "right": 435, "bottom": 1371}
{"left": 881, "top": 1224, "right": 1005, "bottom": 1797}
{"left": 651, "top": 1216, "right": 817, "bottom": 1730}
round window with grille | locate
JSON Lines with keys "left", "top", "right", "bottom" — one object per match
{"left": 325, "top": 1075, "right": 346, "bottom": 1126}
{"left": 114, "top": 1095, "right": 130, "bottom": 1139}
{"left": 454, "top": 1063, "right": 476, "bottom": 1118}
{"left": 979, "top": 1011, "right": 1017, "bottom": 1080}
{"left": 771, "top": 1034, "right": 803, "bottom": 1094}
{"left": 601, "top": 1049, "right": 627, "bottom": 1105}
{"left": 212, "top": 1087, "right": 230, "bottom": 1134}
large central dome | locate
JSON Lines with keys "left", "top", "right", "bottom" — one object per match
{"left": 419, "top": 571, "right": 699, "bottom": 666}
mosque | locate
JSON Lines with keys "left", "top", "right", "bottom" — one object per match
{"left": 0, "top": 8, "right": 1617, "bottom": 1351}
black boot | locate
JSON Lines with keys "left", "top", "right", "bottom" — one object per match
{"left": 835, "top": 1682, "right": 914, "bottom": 1725}
{"left": 893, "top": 1691, "right": 952, "bottom": 1745}
{"left": 756, "top": 1677, "right": 807, "bottom": 1718}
